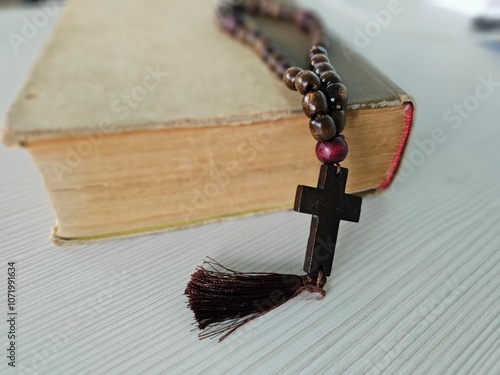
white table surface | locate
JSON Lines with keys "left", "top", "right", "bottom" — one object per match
{"left": 1, "top": 1, "right": 499, "bottom": 374}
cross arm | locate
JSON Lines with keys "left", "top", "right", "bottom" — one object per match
{"left": 294, "top": 185, "right": 322, "bottom": 215}
{"left": 340, "top": 193, "right": 362, "bottom": 223}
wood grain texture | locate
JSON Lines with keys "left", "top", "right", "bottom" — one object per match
{"left": 1, "top": 1, "right": 499, "bottom": 375}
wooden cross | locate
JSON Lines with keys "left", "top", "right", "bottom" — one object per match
{"left": 294, "top": 165, "right": 362, "bottom": 277}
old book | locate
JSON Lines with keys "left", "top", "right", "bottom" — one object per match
{"left": 2, "top": 0, "right": 414, "bottom": 245}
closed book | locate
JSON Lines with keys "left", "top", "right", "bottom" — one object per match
{"left": 2, "top": 0, "right": 414, "bottom": 244}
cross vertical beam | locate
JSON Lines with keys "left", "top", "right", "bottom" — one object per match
{"left": 294, "top": 165, "right": 362, "bottom": 276}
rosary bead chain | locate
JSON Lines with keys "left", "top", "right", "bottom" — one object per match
{"left": 215, "top": 1, "right": 328, "bottom": 76}
{"left": 215, "top": 0, "right": 348, "bottom": 163}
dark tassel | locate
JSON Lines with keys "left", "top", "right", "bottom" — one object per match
{"left": 185, "top": 258, "right": 327, "bottom": 341}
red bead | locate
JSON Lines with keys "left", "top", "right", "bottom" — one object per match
{"left": 315, "top": 136, "right": 348, "bottom": 164}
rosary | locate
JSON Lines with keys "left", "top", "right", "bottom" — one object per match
{"left": 185, "top": 0, "right": 362, "bottom": 341}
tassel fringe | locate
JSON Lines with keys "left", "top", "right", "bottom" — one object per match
{"left": 185, "top": 258, "right": 326, "bottom": 341}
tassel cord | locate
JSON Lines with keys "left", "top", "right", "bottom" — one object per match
{"left": 185, "top": 258, "right": 326, "bottom": 341}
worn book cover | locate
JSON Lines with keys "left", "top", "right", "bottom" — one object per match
{"left": 2, "top": 0, "right": 414, "bottom": 244}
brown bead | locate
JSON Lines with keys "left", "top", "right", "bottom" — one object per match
{"left": 314, "top": 62, "right": 335, "bottom": 76}
{"left": 259, "top": 2, "right": 270, "bottom": 15}
{"left": 309, "top": 45, "right": 328, "bottom": 59}
{"left": 310, "top": 54, "right": 330, "bottom": 67}
{"left": 267, "top": 53, "right": 284, "bottom": 72}
{"left": 245, "top": 0, "right": 260, "bottom": 14}
{"left": 253, "top": 37, "right": 270, "bottom": 56}
{"left": 294, "top": 70, "right": 321, "bottom": 95}
{"left": 262, "top": 2, "right": 281, "bottom": 18}
{"left": 235, "top": 26, "right": 249, "bottom": 42}
{"left": 309, "top": 114, "right": 337, "bottom": 141}
{"left": 260, "top": 45, "right": 274, "bottom": 60}
{"left": 227, "top": 3, "right": 245, "bottom": 12}
{"left": 275, "top": 63, "right": 290, "bottom": 79}
{"left": 218, "top": 13, "right": 242, "bottom": 35}
{"left": 329, "top": 109, "right": 346, "bottom": 134}
{"left": 266, "top": 52, "right": 277, "bottom": 66}
{"left": 319, "top": 71, "right": 341, "bottom": 86}
{"left": 308, "top": 22, "right": 322, "bottom": 39}
{"left": 310, "top": 29, "right": 321, "bottom": 40}
{"left": 280, "top": 5, "right": 295, "bottom": 20}
{"left": 325, "top": 83, "right": 348, "bottom": 109}
{"left": 283, "top": 67, "right": 303, "bottom": 91}
{"left": 294, "top": 10, "right": 315, "bottom": 32}
{"left": 244, "top": 30, "right": 260, "bottom": 44}
{"left": 317, "top": 37, "right": 331, "bottom": 50}
{"left": 302, "top": 91, "right": 328, "bottom": 118}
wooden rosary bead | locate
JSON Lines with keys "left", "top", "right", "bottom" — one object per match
{"left": 261, "top": 1, "right": 281, "bottom": 18}
{"left": 315, "top": 135, "right": 348, "bottom": 164}
{"left": 325, "top": 83, "right": 348, "bottom": 109}
{"left": 308, "top": 20, "right": 323, "bottom": 38}
{"left": 309, "top": 19, "right": 322, "bottom": 33}
{"left": 244, "top": 0, "right": 260, "bottom": 14}
{"left": 309, "top": 114, "right": 337, "bottom": 141}
{"left": 266, "top": 52, "right": 279, "bottom": 67}
{"left": 329, "top": 109, "right": 346, "bottom": 134}
{"left": 294, "top": 10, "right": 315, "bottom": 32}
{"left": 314, "top": 62, "right": 335, "bottom": 76}
{"left": 260, "top": 45, "right": 274, "bottom": 60}
{"left": 228, "top": 2, "right": 245, "bottom": 12}
{"left": 243, "top": 29, "right": 259, "bottom": 45}
{"left": 275, "top": 62, "right": 290, "bottom": 78}
{"left": 267, "top": 51, "right": 283, "bottom": 64}
{"left": 294, "top": 70, "right": 321, "bottom": 95}
{"left": 309, "top": 45, "right": 328, "bottom": 59}
{"left": 219, "top": 13, "right": 242, "bottom": 35}
{"left": 280, "top": 5, "right": 295, "bottom": 21}
{"left": 235, "top": 26, "right": 249, "bottom": 42}
{"left": 254, "top": 37, "right": 273, "bottom": 58}
{"left": 319, "top": 71, "right": 341, "bottom": 86}
{"left": 315, "top": 37, "right": 331, "bottom": 50}
{"left": 267, "top": 53, "right": 289, "bottom": 76}
{"left": 310, "top": 28, "right": 326, "bottom": 45}
{"left": 283, "top": 67, "right": 302, "bottom": 91}
{"left": 310, "top": 54, "right": 330, "bottom": 67}
{"left": 302, "top": 91, "right": 328, "bottom": 118}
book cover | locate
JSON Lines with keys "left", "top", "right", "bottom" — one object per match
{"left": 2, "top": 0, "right": 414, "bottom": 244}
